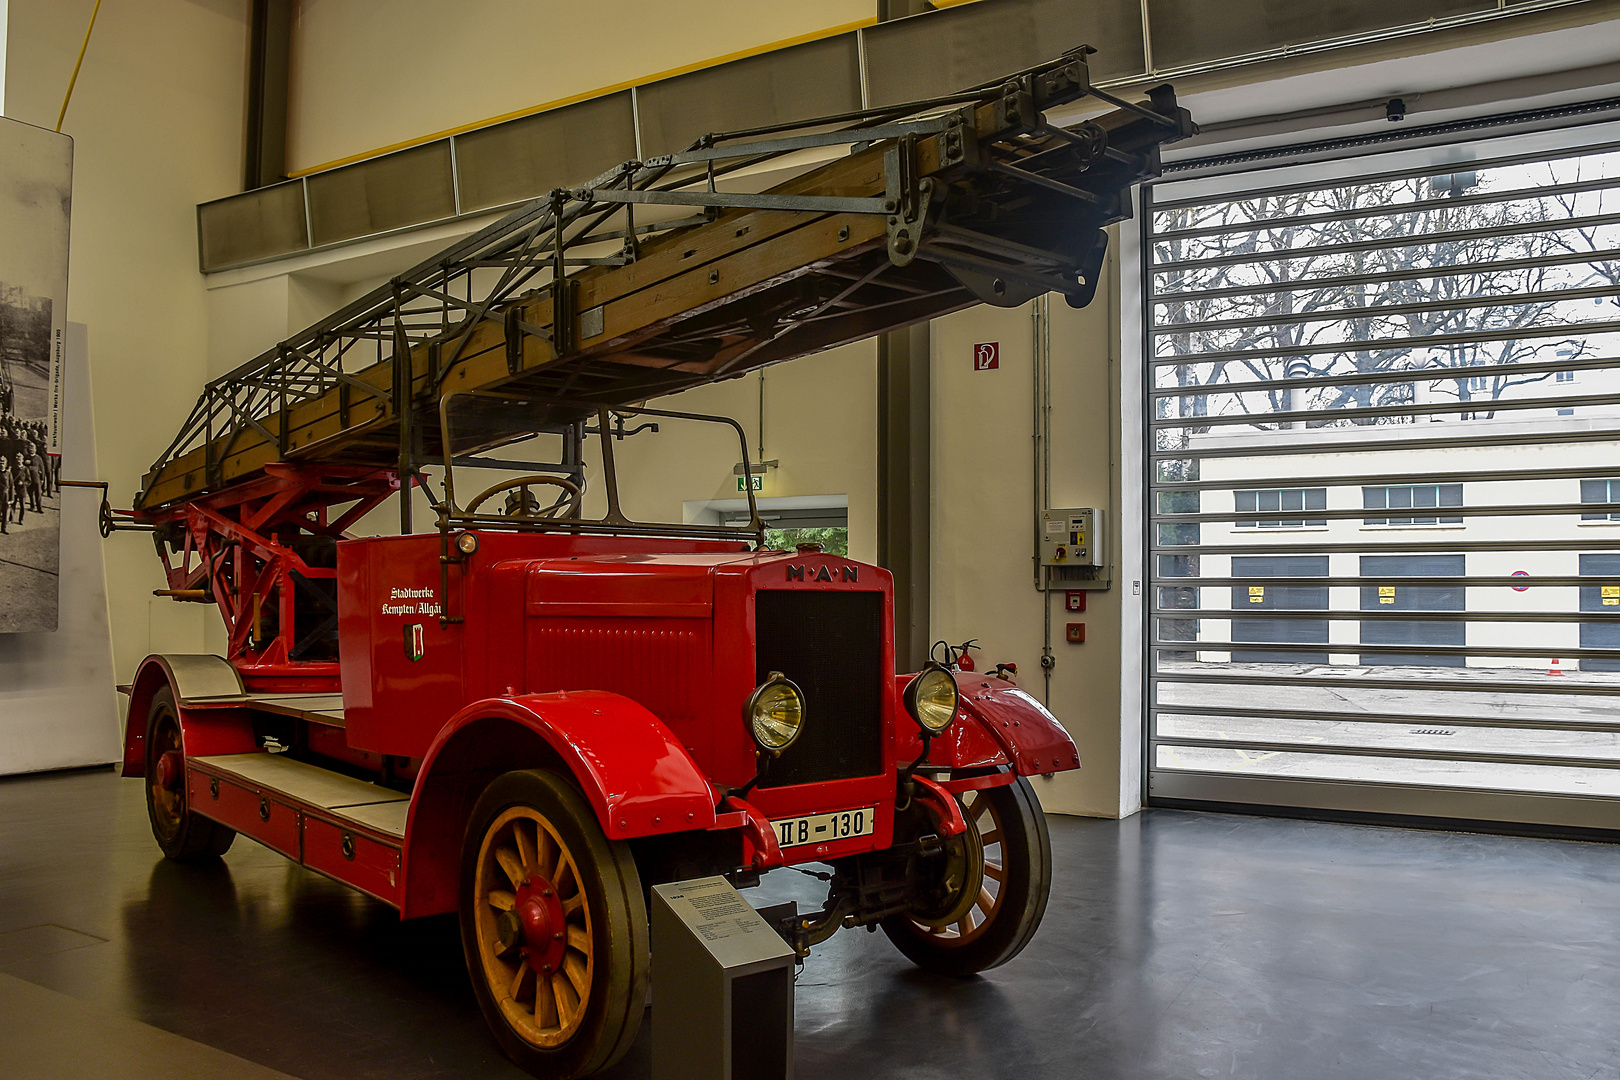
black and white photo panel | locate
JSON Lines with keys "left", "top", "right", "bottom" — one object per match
{"left": 0, "top": 117, "right": 72, "bottom": 634}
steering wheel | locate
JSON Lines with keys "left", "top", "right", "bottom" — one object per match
{"left": 465, "top": 475, "right": 582, "bottom": 519}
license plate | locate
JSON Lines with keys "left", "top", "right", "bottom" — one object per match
{"left": 770, "top": 807, "right": 876, "bottom": 848}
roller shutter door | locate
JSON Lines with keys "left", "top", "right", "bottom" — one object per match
{"left": 1144, "top": 114, "right": 1620, "bottom": 830}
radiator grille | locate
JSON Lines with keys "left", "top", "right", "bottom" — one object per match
{"left": 754, "top": 590, "right": 884, "bottom": 788}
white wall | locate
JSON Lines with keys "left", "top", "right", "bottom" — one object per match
{"left": 286, "top": 0, "right": 873, "bottom": 173}
{"left": 930, "top": 261, "right": 1128, "bottom": 817}
{"left": 5, "top": 0, "right": 249, "bottom": 681}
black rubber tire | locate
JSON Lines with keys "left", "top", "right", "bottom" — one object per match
{"left": 144, "top": 687, "right": 235, "bottom": 861}
{"left": 881, "top": 777, "right": 1051, "bottom": 977}
{"left": 459, "top": 769, "right": 649, "bottom": 1080}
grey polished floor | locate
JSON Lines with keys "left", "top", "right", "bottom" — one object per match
{"left": 2, "top": 767, "right": 1619, "bottom": 1080}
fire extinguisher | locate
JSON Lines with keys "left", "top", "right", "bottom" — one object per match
{"left": 931, "top": 639, "right": 980, "bottom": 671}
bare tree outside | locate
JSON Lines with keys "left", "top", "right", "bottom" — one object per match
{"left": 1150, "top": 153, "right": 1620, "bottom": 433}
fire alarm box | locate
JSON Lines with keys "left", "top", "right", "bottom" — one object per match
{"left": 1065, "top": 623, "right": 1085, "bottom": 643}
{"left": 1040, "top": 508, "right": 1102, "bottom": 568}
{"left": 1065, "top": 591, "right": 1086, "bottom": 612}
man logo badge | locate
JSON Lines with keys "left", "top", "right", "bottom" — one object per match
{"left": 787, "top": 564, "right": 858, "bottom": 582}
{"left": 404, "top": 623, "right": 425, "bottom": 662}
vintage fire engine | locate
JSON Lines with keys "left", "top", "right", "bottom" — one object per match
{"left": 113, "top": 52, "right": 1192, "bottom": 1077}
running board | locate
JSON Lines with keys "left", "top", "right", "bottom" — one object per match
{"left": 243, "top": 693, "right": 347, "bottom": 728}
{"left": 180, "top": 691, "right": 347, "bottom": 729}
{"left": 187, "top": 753, "right": 408, "bottom": 907}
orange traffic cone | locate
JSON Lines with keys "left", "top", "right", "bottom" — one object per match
{"left": 1548, "top": 658, "right": 1564, "bottom": 676}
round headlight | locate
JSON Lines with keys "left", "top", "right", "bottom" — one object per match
{"left": 456, "top": 531, "right": 479, "bottom": 556}
{"left": 745, "top": 672, "right": 805, "bottom": 754}
{"left": 904, "top": 663, "right": 959, "bottom": 734}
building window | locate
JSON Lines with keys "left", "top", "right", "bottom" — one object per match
{"left": 1363, "top": 484, "right": 1463, "bottom": 526}
{"left": 1556, "top": 369, "right": 1576, "bottom": 383}
{"left": 720, "top": 503, "right": 849, "bottom": 554}
{"left": 1581, "top": 478, "right": 1620, "bottom": 522}
{"left": 1234, "top": 488, "right": 1326, "bottom": 528}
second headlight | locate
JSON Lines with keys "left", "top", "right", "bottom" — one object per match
{"left": 904, "top": 663, "right": 959, "bottom": 734}
{"left": 745, "top": 671, "right": 805, "bottom": 754}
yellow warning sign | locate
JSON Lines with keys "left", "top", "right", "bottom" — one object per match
{"left": 1603, "top": 586, "right": 1619, "bottom": 597}
{"left": 1248, "top": 586, "right": 1264, "bottom": 603}
{"left": 1379, "top": 585, "right": 1396, "bottom": 605}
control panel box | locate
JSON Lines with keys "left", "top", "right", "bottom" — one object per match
{"left": 1040, "top": 508, "right": 1103, "bottom": 568}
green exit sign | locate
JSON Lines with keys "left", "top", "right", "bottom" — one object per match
{"left": 737, "top": 474, "right": 763, "bottom": 492}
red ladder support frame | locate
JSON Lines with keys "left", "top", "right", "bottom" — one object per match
{"left": 142, "top": 463, "right": 398, "bottom": 682}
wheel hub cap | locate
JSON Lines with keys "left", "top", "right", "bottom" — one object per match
{"left": 509, "top": 875, "right": 568, "bottom": 974}
{"left": 154, "top": 750, "right": 183, "bottom": 792}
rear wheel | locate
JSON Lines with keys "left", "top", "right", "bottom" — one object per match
{"left": 460, "top": 769, "right": 648, "bottom": 1079}
{"left": 144, "top": 687, "right": 235, "bottom": 861}
{"left": 882, "top": 777, "right": 1050, "bottom": 976}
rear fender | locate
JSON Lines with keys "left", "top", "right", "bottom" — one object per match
{"left": 121, "top": 655, "right": 253, "bottom": 777}
{"left": 400, "top": 691, "right": 717, "bottom": 919}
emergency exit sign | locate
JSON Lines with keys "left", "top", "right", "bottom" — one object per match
{"left": 737, "top": 475, "right": 763, "bottom": 492}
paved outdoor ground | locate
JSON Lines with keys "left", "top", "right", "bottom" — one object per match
{"left": 1156, "top": 660, "right": 1620, "bottom": 795}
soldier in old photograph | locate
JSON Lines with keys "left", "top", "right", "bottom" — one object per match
{"left": 0, "top": 456, "right": 12, "bottom": 535}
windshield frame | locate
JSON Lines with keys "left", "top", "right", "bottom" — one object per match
{"left": 434, "top": 390, "right": 765, "bottom": 545}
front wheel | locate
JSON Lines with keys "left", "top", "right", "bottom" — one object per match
{"left": 882, "top": 777, "right": 1051, "bottom": 977}
{"left": 459, "top": 769, "right": 649, "bottom": 1079}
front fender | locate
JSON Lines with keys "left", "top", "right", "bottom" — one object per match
{"left": 416, "top": 691, "right": 718, "bottom": 842}
{"left": 891, "top": 673, "right": 1009, "bottom": 770}
{"left": 954, "top": 674, "right": 1080, "bottom": 776}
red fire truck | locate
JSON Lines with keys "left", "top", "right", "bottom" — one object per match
{"left": 114, "top": 53, "right": 1191, "bottom": 1077}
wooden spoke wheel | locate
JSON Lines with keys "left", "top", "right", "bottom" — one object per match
{"left": 143, "top": 687, "right": 234, "bottom": 861}
{"left": 460, "top": 770, "right": 648, "bottom": 1079}
{"left": 882, "top": 777, "right": 1051, "bottom": 977}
